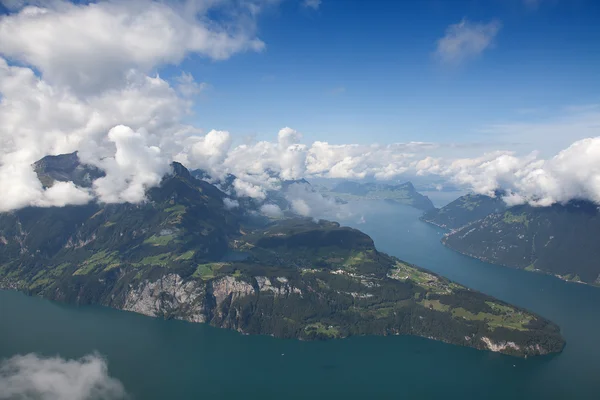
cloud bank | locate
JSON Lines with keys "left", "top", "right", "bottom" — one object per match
{"left": 0, "top": 1, "right": 599, "bottom": 215}
{"left": 0, "top": 353, "right": 127, "bottom": 400}
{"left": 0, "top": 0, "right": 267, "bottom": 212}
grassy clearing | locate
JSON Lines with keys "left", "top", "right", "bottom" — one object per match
{"left": 102, "top": 263, "right": 121, "bottom": 272}
{"left": 485, "top": 301, "right": 515, "bottom": 314}
{"left": 165, "top": 204, "right": 186, "bottom": 214}
{"left": 503, "top": 211, "right": 529, "bottom": 227}
{"left": 459, "top": 196, "right": 481, "bottom": 211}
{"left": 165, "top": 204, "right": 186, "bottom": 223}
{"left": 419, "top": 299, "right": 450, "bottom": 312}
{"left": 192, "top": 262, "right": 229, "bottom": 280}
{"left": 137, "top": 253, "right": 173, "bottom": 267}
{"left": 28, "top": 277, "right": 52, "bottom": 290}
{"left": 372, "top": 306, "right": 394, "bottom": 318}
{"left": 389, "top": 262, "right": 435, "bottom": 284}
{"left": 452, "top": 307, "right": 532, "bottom": 331}
{"left": 389, "top": 262, "right": 455, "bottom": 294}
{"left": 342, "top": 250, "right": 371, "bottom": 270}
{"left": 304, "top": 323, "right": 341, "bottom": 338}
{"left": 175, "top": 250, "right": 195, "bottom": 260}
{"left": 74, "top": 251, "right": 119, "bottom": 275}
{"left": 50, "top": 263, "right": 70, "bottom": 277}
{"left": 143, "top": 234, "right": 175, "bottom": 246}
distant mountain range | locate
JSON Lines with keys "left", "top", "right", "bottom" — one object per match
{"left": 0, "top": 153, "right": 565, "bottom": 357}
{"left": 421, "top": 193, "right": 507, "bottom": 230}
{"left": 323, "top": 181, "right": 435, "bottom": 211}
{"left": 423, "top": 194, "right": 600, "bottom": 285}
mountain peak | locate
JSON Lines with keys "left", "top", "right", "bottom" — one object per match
{"left": 399, "top": 181, "right": 415, "bottom": 190}
{"left": 170, "top": 162, "right": 192, "bottom": 180}
{"left": 33, "top": 152, "right": 104, "bottom": 188}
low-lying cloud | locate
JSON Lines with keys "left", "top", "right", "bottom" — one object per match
{"left": 0, "top": 353, "right": 127, "bottom": 400}
{"left": 0, "top": 0, "right": 599, "bottom": 215}
{"left": 436, "top": 137, "right": 600, "bottom": 207}
{"left": 259, "top": 203, "right": 283, "bottom": 218}
{"left": 284, "top": 183, "right": 352, "bottom": 220}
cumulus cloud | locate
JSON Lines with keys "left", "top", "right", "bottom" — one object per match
{"left": 223, "top": 197, "right": 239, "bottom": 209}
{"left": 0, "top": 0, "right": 265, "bottom": 94}
{"left": 0, "top": 353, "right": 127, "bottom": 400}
{"left": 177, "top": 129, "right": 233, "bottom": 178}
{"left": 260, "top": 203, "right": 283, "bottom": 218}
{"left": 434, "top": 18, "right": 501, "bottom": 65}
{"left": 175, "top": 72, "right": 207, "bottom": 98}
{"left": 0, "top": 162, "right": 93, "bottom": 212}
{"left": 415, "top": 137, "right": 600, "bottom": 207}
{"left": 233, "top": 178, "right": 268, "bottom": 200}
{"left": 0, "top": 0, "right": 269, "bottom": 212}
{"left": 90, "top": 125, "right": 170, "bottom": 204}
{"left": 284, "top": 183, "right": 352, "bottom": 220}
{"left": 0, "top": 0, "right": 598, "bottom": 216}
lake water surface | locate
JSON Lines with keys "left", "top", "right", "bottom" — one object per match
{"left": 2, "top": 201, "right": 599, "bottom": 399}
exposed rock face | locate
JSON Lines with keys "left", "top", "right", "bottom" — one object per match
{"left": 122, "top": 274, "right": 208, "bottom": 323}
{"left": 120, "top": 274, "right": 306, "bottom": 330}
{"left": 255, "top": 276, "right": 302, "bottom": 296}
{"left": 481, "top": 337, "right": 520, "bottom": 353}
{"left": 212, "top": 276, "right": 254, "bottom": 307}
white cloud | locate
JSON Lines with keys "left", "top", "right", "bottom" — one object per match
{"left": 0, "top": 353, "right": 127, "bottom": 400}
{"left": 223, "top": 197, "right": 239, "bottom": 209}
{"left": 434, "top": 18, "right": 501, "bottom": 65}
{"left": 0, "top": 0, "right": 269, "bottom": 212}
{"left": 180, "top": 129, "right": 233, "bottom": 178}
{"left": 0, "top": 162, "right": 93, "bottom": 212}
{"left": 175, "top": 72, "right": 207, "bottom": 97}
{"left": 0, "top": 0, "right": 265, "bottom": 95}
{"left": 260, "top": 203, "right": 283, "bottom": 218}
{"left": 415, "top": 137, "right": 600, "bottom": 207}
{"left": 90, "top": 125, "right": 170, "bottom": 204}
{"left": 303, "top": 0, "right": 321, "bottom": 10}
{"left": 284, "top": 182, "right": 352, "bottom": 220}
{"left": 232, "top": 178, "right": 268, "bottom": 200}
{"left": 0, "top": 1, "right": 598, "bottom": 214}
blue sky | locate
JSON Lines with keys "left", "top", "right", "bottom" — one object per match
{"left": 165, "top": 0, "right": 600, "bottom": 151}
{"left": 1, "top": 0, "right": 599, "bottom": 209}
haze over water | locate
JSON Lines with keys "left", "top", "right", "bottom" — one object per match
{"left": 2, "top": 201, "right": 599, "bottom": 399}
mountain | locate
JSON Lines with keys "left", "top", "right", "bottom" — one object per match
{"left": 421, "top": 193, "right": 507, "bottom": 230}
{"left": 190, "top": 169, "right": 311, "bottom": 212}
{"left": 327, "top": 181, "right": 435, "bottom": 211}
{"left": 33, "top": 152, "right": 105, "bottom": 188}
{"left": 0, "top": 154, "right": 565, "bottom": 357}
{"left": 442, "top": 201, "right": 600, "bottom": 285}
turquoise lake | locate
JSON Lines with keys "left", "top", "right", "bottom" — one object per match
{"left": 2, "top": 201, "right": 600, "bottom": 399}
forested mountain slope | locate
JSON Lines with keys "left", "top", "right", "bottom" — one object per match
{"left": 442, "top": 201, "right": 600, "bottom": 285}
{"left": 421, "top": 193, "right": 506, "bottom": 230}
{"left": 0, "top": 154, "right": 565, "bottom": 357}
